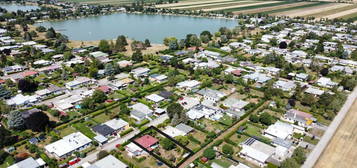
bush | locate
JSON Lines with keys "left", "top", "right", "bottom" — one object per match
{"left": 222, "top": 144, "right": 234, "bottom": 155}
{"left": 203, "top": 148, "right": 216, "bottom": 160}
{"left": 119, "top": 128, "right": 134, "bottom": 137}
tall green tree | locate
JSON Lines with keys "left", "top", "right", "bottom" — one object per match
{"left": 98, "top": 40, "right": 110, "bottom": 53}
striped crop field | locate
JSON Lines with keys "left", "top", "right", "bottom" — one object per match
{"left": 234, "top": 1, "right": 314, "bottom": 14}
{"left": 155, "top": 0, "right": 235, "bottom": 8}
{"left": 310, "top": 4, "right": 357, "bottom": 19}
{"left": 258, "top": 1, "right": 327, "bottom": 15}
{"left": 210, "top": 1, "right": 292, "bottom": 12}
{"left": 272, "top": 3, "right": 350, "bottom": 17}
{"left": 171, "top": 1, "right": 258, "bottom": 10}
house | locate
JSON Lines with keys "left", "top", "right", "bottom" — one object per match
{"left": 130, "top": 103, "right": 153, "bottom": 121}
{"left": 8, "top": 157, "right": 46, "bottom": 168}
{"left": 305, "top": 87, "right": 324, "bottom": 96}
{"left": 33, "top": 60, "right": 52, "bottom": 66}
{"left": 176, "top": 80, "right": 201, "bottom": 91}
{"left": 131, "top": 67, "right": 150, "bottom": 78}
{"left": 317, "top": 77, "right": 338, "bottom": 88}
{"left": 158, "top": 91, "right": 174, "bottom": 99}
{"left": 6, "top": 94, "right": 40, "bottom": 106}
{"left": 186, "top": 105, "right": 221, "bottom": 120}
{"left": 87, "top": 155, "right": 128, "bottom": 168}
{"left": 160, "top": 55, "right": 173, "bottom": 62}
{"left": 45, "top": 132, "right": 92, "bottom": 158}
{"left": 117, "top": 60, "right": 133, "bottom": 68}
{"left": 197, "top": 88, "right": 226, "bottom": 103}
{"left": 273, "top": 80, "right": 296, "bottom": 92}
{"left": 145, "top": 94, "right": 165, "bottom": 103}
{"left": 93, "top": 134, "right": 108, "bottom": 145}
{"left": 243, "top": 72, "right": 272, "bottom": 85}
{"left": 96, "top": 85, "right": 112, "bottom": 94}
{"left": 239, "top": 138, "right": 276, "bottom": 167}
{"left": 283, "top": 109, "right": 315, "bottom": 127}
{"left": 163, "top": 123, "right": 193, "bottom": 138}
{"left": 149, "top": 74, "right": 167, "bottom": 83}
{"left": 134, "top": 135, "right": 159, "bottom": 151}
{"left": 264, "top": 121, "right": 293, "bottom": 140}
{"left": 295, "top": 73, "right": 309, "bottom": 81}
{"left": 92, "top": 124, "right": 115, "bottom": 137}
{"left": 223, "top": 97, "right": 249, "bottom": 112}
{"left": 65, "top": 77, "right": 96, "bottom": 90}
{"left": 202, "top": 50, "right": 221, "bottom": 59}
{"left": 35, "top": 84, "right": 65, "bottom": 99}
{"left": 175, "top": 123, "right": 194, "bottom": 135}
{"left": 125, "top": 143, "right": 146, "bottom": 157}
{"left": 2, "top": 65, "right": 25, "bottom": 74}
{"left": 104, "top": 118, "right": 129, "bottom": 133}
{"left": 22, "top": 108, "right": 41, "bottom": 119}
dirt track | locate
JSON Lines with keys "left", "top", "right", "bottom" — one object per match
{"left": 314, "top": 99, "right": 357, "bottom": 168}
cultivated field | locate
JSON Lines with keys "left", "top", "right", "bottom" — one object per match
{"left": 232, "top": 1, "right": 314, "bottom": 14}
{"left": 314, "top": 100, "right": 357, "bottom": 168}
{"left": 272, "top": 3, "right": 350, "bottom": 17}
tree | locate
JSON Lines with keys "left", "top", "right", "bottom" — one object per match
{"left": 301, "top": 94, "right": 317, "bottom": 106}
{"left": 144, "top": 39, "right": 151, "bottom": 47}
{"left": 120, "top": 104, "right": 130, "bottom": 115}
{"left": 320, "top": 68, "right": 329, "bottom": 76}
{"left": 104, "top": 63, "right": 119, "bottom": 76}
{"left": 36, "top": 26, "right": 46, "bottom": 32}
{"left": 163, "top": 37, "right": 177, "bottom": 46}
{"left": 0, "top": 127, "right": 17, "bottom": 148}
{"left": 114, "top": 35, "right": 127, "bottom": 52}
{"left": 351, "top": 50, "right": 357, "bottom": 61}
{"left": 175, "top": 136, "right": 189, "bottom": 146}
{"left": 340, "top": 77, "right": 356, "bottom": 91}
{"left": 0, "top": 150, "right": 10, "bottom": 163}
{"left": 203, "top": 148, "right": 216, "bottom": 160}
{"left": 200, "top": 30, "right": 212, "bottom": 40}
{"left": 63, "top": 51, "right": 73, "bottom": 61}
{"left": 46, "top": 27, "right": 56, "bottom": 38}
{"left": 8, "top": 111, "right": 25, "bottom": 130}
{"left": 280, "top": 158, "right": 299, "bottom": 168}
{"left": 88, "top": 67, "right": 98, "bottom": 78}
{"left": 92, "top": 90, "right": 107, "bottom": 104}
{"left": 292, "top": 147, "right": 306, "bottom": 164}
{"left": 279, "top": 41, "right": 287, "bottom": 49}
{"left": 97, "top": 150, "right": 109, "bottom": 160}
{"left": 25, "top": 111, "right": 50, "bottom": 132}
{"left": 259, "top": 112, "right": 273, "bottom": 126}
{"left": 98, "top": 40, "right": 110, "bottom": 53}
{"left": 222, "top": 144, "right": 234, "bottom": 155}
{"left": 132, "top": 49, "right": 143, "bottom": 63}
{"left": 18, "top": 78, "right": 38, "bottom": 93}
{"left": 24, "top": 32, "right": 32, "bottom": 41}
{"left": 166, "top": 103, "right": 184, "bottom": 119}
{"left": 160, "top": 138, "right": 176, "bottom": 150}
{"left": 249, "top": 114, "right": 259, "bottom": 123}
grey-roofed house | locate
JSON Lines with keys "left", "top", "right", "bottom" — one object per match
{"left": 92, "top": 125, "right": 115, "bottom": 137}
{"left": 159, "top": 91, "right": 173, "bottom": 99}
{"left": 8, "top": 157, "right": 45, "bottom": 168}
{"left": 197, "top": 88, "right": 226, "bottom": 103}
{"left": 223, "top": 98, "right": 249, "bottom": 112}
{"left": 94, "top": 134, "right": 108, "bottom": 145}
{"left": 175, "top": 123, "right": 194, "bottom": 134}
{"left": 88, "top": 155, "right": 127, "bottom": 168}
{"left": 130, "top": 110, "right": 147, "bottom": 121}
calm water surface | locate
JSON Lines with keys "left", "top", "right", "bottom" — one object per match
{"left": 1, "top": 4, "right": 39, "bottom": 12}
{"left": 36, "top": 13, "right": 238, "bottom": 43}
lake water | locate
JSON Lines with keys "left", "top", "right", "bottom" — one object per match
{"left": 36, "top": 13, "right": 238, "bottom": 43}
{"left": 1, "top": 4, "right": 39, "bottom": 12}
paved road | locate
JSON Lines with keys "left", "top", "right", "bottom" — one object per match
{"left": 178, "top": 101, "right": 269, "bottom": 168}
{"left": 302, "top": 87, "right": 357, "bottom": 168}
{"left": 72, "top": 114, "right": 168, "bottom": 167}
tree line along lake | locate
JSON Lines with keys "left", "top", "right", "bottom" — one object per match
{"left": 34, "top": 13, "right": 238, "bottom": 44}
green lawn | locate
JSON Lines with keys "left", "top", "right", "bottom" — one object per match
{"left": 73, "top": 123, "right": 96, "bottom": 139}
{"left": 59, "top": 126, "right": 77, "bottom": 137}
{"left": 211, "top": 159, "right": 232, "bottom": 168}
{"left": 0, "top": 156, "right": 15, "bottom": 168}
{"left": 92, "top": 113, "right": 111, "bottom": 123}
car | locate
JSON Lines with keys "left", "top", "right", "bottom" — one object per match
{"left": 68, "top": 158, "right": 81, "bottom": 165}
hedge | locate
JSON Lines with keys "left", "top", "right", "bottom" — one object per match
{"left": 119, "top": 128, "right": 134, "bottom": 137}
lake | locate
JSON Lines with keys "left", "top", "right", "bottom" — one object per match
{"left": 1, "top": 4, "right": 39, "bottom": 12}
{"left": 36, "top": 13, "right": 238, "bottom": 44}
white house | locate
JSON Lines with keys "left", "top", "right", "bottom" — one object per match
{"left": 45, "top": 132, "right": 92, "bottom": 158}
{"left": 65, "top": 77, "right": 96, "bottom": 90}
{"left": 130, "top": 67, "right": 150, "bottom": 78}
{"left": 317, "top": 77, "right": 338, "bottom": 88}
{"left": 197, "top": 88, "right": 226, "bottom": 103}
{"left": 8, "top": 157, "right": 45, "bottom": 168}
{"left": 86, "top": 155, "right": 127, "bottom": 168}
{"left": 176, "top": 80, "right": 201, "bottom": 91}
{"left": 264, "top": 121, "right": 293, "bottom": 140}
{"left": 239, "top": 138, "right": 276, "bottom": 167}
{"left": 273, "top": 80, "right": 296, "bottom": 92}
{"left": 223, "top": 97, "right": 249, "bottom": 112}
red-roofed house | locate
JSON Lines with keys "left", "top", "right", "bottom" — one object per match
{"left": 231, "top": 70, "right": 241, "bottom": 76}
{"left": 21, "top": 71, "right": 38, "bottom": 78}
{"left": 96, "top": 85, "right": 112, "bottom": 94}
{"left": 134, "top": 135, "right": 159, "bottom": 151}
{"left": 0, "top": 79, "right": 5, "bottom": 85}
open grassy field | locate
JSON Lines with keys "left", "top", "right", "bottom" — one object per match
{"left": 233, "top": 1, "right": 313, "bottom": 14}
{"left": 314, "top": 100, "right": 357, "bottom": 168}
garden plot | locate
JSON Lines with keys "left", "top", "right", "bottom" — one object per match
{"left": 203, "top": 1, "right": 280, "bottom": 12}
{"left": 234, "top": 1, "right": 313, "bottom": 14}
{"left": 274, "top": 3, "right": 350, "bottom": 17}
